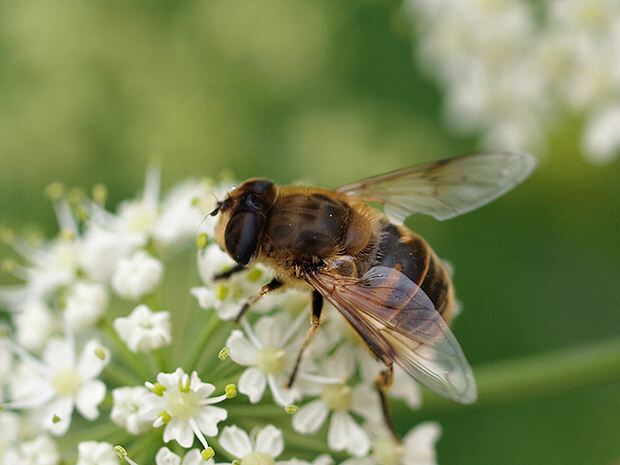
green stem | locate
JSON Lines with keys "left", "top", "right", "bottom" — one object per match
{"left": 420, "top": 337, "right": 620, "bottom": 410}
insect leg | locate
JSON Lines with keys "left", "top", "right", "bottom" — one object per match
{"left": 286, "top": 290, "right": 323, "bottom": 388}
{"left": 375, "top": 363, "right": 400, "bottom": 440}
{"left": 213, "top": 264, "right": 246, "bottom": 280}
{"left": 233, "top": 278, "right": 284, "bottom": 323}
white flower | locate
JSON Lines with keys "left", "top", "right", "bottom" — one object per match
{"left": 14, "top": 300, "right": 56, "bottom": 353}
{"left": 4, "top": 337, "right": 110, "bottom": 436}
{"left": 0, "top": 410, "right": 20, "bottom": 460}
{"left": 192, "top": 245, "right": 271, "bottom": 321}
{"left": 151, "top": 179, "right": 213, "bottom": 250}
{"left": 582, "top": 105, "right": 620, "bottom": 163}
{"left": 79, "top": 224, "right": 144, "bottom": 283}
{"left": 113, "top": 305, "right": 172, "bottom": 353}
{"left": 3, "top": 435, "right": 60, "bottom": 465}
{"left": 406, "top": 0, "right": 620, "bottom": 163}
{"left": 292, "top": 383, "right": 375, "bottom": 457}
{"left": 226, "top": 313, "right": 305, "bottom": 406}
{"left": 77, "top": 441, "right": 119, "bottom": 465}
{"left": 64, "top": 281, "right": 109, "bottom": 331}
{"left": 0, "top": 233, "right": 79, "bottom": 305}
{"left": 291, "top": 347, "right": 379, "bottom": 457}
{"left": 341, "top": 421, "right": 441, "bottom": 465}
{"left": 155, "top": 447, "right": 207, "bottom": 465}
{"left": 110, "top": 386, "right": 152, "bottom": 435}
{"left": 111, "top": 250, "right": 164, "bottom": 300}
{"left": 401, "top": 422, "right": 442, "bottom": 465}
{"left": 196, "top": 244, "right": 238, "bottom": 284}
{"left": 142, "top": 368, "right": 228, "bottom": 449}
{"left": 219, "top": 424, "right": 284, "bottom": 464}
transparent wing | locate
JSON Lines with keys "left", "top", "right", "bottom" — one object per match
{"left": 305, "top": 265, "right": 477, "bottom": 404}
{"left": 336, "top": 151, "right": 536, "bottom": 222}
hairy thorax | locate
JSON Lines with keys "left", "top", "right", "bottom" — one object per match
{"left": 257, "top": 186, "right": 376, "bottom": 283}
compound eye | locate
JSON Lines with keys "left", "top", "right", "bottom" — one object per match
{"left": 224, "top": 211, "right": 261, "bottom": 265}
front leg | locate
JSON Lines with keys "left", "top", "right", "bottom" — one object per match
{"left": 234, "top": 278, "right": 284, "bottom": 323}
{"left": 214, "top": 264, "right": 246, "bottom": 280}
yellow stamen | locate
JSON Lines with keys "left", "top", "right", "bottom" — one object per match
{"left": 218, "top": 347, "right": 230, "bottom": 361}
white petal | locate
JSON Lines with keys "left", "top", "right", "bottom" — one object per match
{"left": 155, "top": 447, "right": 182, "bottom": 465}
{"left": 292, "top": 399, "right": 328, "bottom": 434}
{"left": 192, "top": 377, "right": 216, "bottom": 399}
{"left": 403, "top": 421, "right": 442, "bottom": 465}
{"left": 180, "top": 449, "right": 206, "bottom": 465}
{"left": 194, "top": 405, "right": 228, "bottom": 436}
{"left": 77, "top": 339, "right": 110, "bottom": 379}
{"left": 190, "top": 286, "right": 218, "bottom": 310}
{"left": 322, "top": 345, "right": 355, "bottom": 381}
{"left": 254, "top": 314, "right": 286, "bottom": 347}
{"left": 164, "top": 418, "right": 195, "bottom": 448}
{"left": 239, "top": 367, "right": 267, "bottom": 403}
{"left": 255, "top": 424, "right": 284, "bottom": 457}
{"left": 16, "top": 434, "right": 60, "bottom": 464}
{"left": 268, "top": 374, "right": 299, "bottom": 407}
{"left": 227, "top": 330, "right": 258, "bottom": 365}
{"left": 15, "top": 300, "right": 55, "bottom": 353}
{"left": 64, "top": 281, "right": 109, "bottom": 330}
{"left": 76, "top": 441, "right": 117, "bottom": 465}
{"left": 350, "top": 384, "right": 381, "bottom": 422}
{"left": 76, "top": 379, "right": 106, "bottom": 420}
{"left": 219, "top": 425, "right": 253, "bottom": 458}
{"left": 157, "top": 367, "right": 185, "bottom": 388}
{"left": 44, "top": 397, "right": 74, "bottom": 436}
{"left": 328, "top": 411, "right": 370, "bottom": 457}
{"left": 196, "top": 244, "right": 237, "bottom": 284}
{"left": 313, "top": 454, "right": 336, "bottom": 465}
{"left": 43, "top": 338, "right": 74, "bottom": 370}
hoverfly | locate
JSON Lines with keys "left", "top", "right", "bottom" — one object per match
{"left": 209, "top": 152, "right": 536, "bottom": 425}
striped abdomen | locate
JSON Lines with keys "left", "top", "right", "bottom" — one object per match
{"left": 371, "top": 222, "right": 455, "bottom": 322}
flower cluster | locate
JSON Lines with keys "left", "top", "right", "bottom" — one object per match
{"left": 0, "top": 169, "right": 440, "bottom": 465}
{"left": 405, "top": 0, "right": 620, "bottom": 163}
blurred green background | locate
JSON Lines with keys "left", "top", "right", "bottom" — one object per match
{"left": 1, "top": 1, "right": 619, "bottom": 464}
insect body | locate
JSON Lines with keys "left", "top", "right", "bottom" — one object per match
{"left": 210, "top": 152, "right": 536, "bottom": 409}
